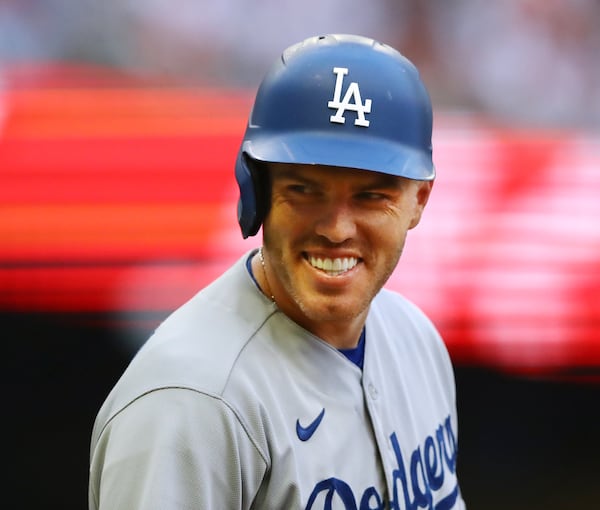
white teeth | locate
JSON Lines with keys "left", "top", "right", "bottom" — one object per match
{"left": 308, "top": 256, "right": 358, "bottom": 276}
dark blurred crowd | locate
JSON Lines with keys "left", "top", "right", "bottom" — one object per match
{"left": 1, "top": 0, "right": 599, "bottom": 128}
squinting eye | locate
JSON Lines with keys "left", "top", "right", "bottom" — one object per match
{"left": 290, "top": 185, "right": 306, "bottom": 192}
{"left": 358, "top": 191, "right": 386, "bottom": 200}
{"left": 288, "top": 184, "right": 312, "bottom": 194}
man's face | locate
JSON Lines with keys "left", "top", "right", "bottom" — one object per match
{"left": 262, "top": 163, "right": 432, "bottom": 339}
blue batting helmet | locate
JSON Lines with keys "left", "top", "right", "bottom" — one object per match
{"left": 235, "top": 33, "right": 435, "bottom": 238}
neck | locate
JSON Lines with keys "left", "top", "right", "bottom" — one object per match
{"left": 307, "top": 318, "right": 367, "bottom": 350}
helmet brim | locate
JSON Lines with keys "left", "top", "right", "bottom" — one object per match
{"left": 242, "top": 131, "right": 435, "bottom": 181}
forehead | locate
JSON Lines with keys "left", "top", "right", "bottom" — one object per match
{"left": 267, "top": 162, "right": 405, "bottom": 187}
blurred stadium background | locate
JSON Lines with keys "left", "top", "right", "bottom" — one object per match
{"left": 1, "top": 1, "right": 599, "bottom": 508}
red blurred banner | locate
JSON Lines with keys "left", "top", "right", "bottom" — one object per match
{"left": 1, "top": 65, "right": 599, "bottom": 378}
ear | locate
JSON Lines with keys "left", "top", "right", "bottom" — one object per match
{"left": 408, "top": 180, "right": 434, "bottom": 229}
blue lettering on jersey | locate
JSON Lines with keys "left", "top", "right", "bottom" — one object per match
{"left": 305, "top": 415, "right": 459, "bottom": 510}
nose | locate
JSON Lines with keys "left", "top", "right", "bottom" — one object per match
{"left": 314, "top": 201, "right": 357, "bottom": 243}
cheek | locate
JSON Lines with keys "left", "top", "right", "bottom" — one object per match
{"left": 264, "top": 214, "right": 300, "bottom": 242}
{"left": 266, "top": 199, "right": 303, "bottom": 228}
{"left": 375, "top": 205, "right": 413, "bottom": 233}
{"left": 266, "top": 201, "right": 321, "bottom": 240}
{"left": 370, "top": 211, "right": 413, "bottom": 256}
{"left": 366, "top": 218, "right": 407, "bottom": 256}
{"left": 390, "top": 197, "right": 422, "bottom": 231}
{"left": 381, "top": 228, "right": 408, "bottom": 255}
{"left": 262, "top": 212, "right": 307, "bottom": 256}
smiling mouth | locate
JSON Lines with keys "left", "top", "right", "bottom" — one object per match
{"left": 307, "top": 255, "right": 359, "bottom": 277}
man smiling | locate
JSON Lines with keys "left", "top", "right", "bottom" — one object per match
{"left": 90, "top": 34, "right": 466, "bottom": 510}
{"left": 254, "top": 163, "right": 432, "bottom": 350}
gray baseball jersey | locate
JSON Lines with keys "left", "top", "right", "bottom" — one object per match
{"left": 89, "top": 250, "right": 465, "bottom": 509}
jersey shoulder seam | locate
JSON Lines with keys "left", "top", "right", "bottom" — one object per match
{"left": 98, "top": 385, "right": 270, "bottom": 466}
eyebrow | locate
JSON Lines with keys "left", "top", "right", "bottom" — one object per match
{"left": 270, "top": 167, "right": 320, "bottom": 186}
{"left": 362, "top": 173, "right": 405, "bottom": 189}
{"left": 271, "top": 166, "right": 403, "bottom": 188}
{"left": 271, "top": 166, "right": 309, "bottom": 178}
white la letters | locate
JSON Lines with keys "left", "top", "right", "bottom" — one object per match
{"left": 328, "top": 67, "right": 372, "bottom": 127}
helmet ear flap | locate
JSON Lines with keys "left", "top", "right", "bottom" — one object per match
{"left": 235, "top": 151, "right": 269, "bottom": 238}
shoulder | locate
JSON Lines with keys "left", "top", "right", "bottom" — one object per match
{"left": 92, "top": 252, "right": 276, "bottom": 440}
{"left": 89, "top": 388, "right": 268, "bottom": 510}
{"left": 371, "top": 287, "right": 440, "bottom": 337}
{"left": 368, "top": 288, "right": 454, "bottom": 381}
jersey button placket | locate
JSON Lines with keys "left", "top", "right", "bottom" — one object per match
{"left": 363, "top": 379, "right": 395, "bottom": 497}
{"left": 368, "top": 382, "right": 379, "bottom": 400}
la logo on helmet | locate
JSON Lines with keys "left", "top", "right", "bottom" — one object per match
{"left": 328, "top": 67, "right": 372, "bottom": 127}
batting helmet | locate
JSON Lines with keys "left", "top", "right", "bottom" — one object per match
{"left": 235, "top": 33, "right": 435, "bottom": 238}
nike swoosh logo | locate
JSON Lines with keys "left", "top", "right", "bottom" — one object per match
{"left": 296, "top": 408, "right": 325, "bottom": 441}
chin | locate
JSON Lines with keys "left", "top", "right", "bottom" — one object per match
{"left": 300, "top": 296, "right": 366, "bottom": 323}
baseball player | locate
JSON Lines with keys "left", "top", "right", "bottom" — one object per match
{"left": 89, "top": 34, "right": 466, "bottom": 509}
